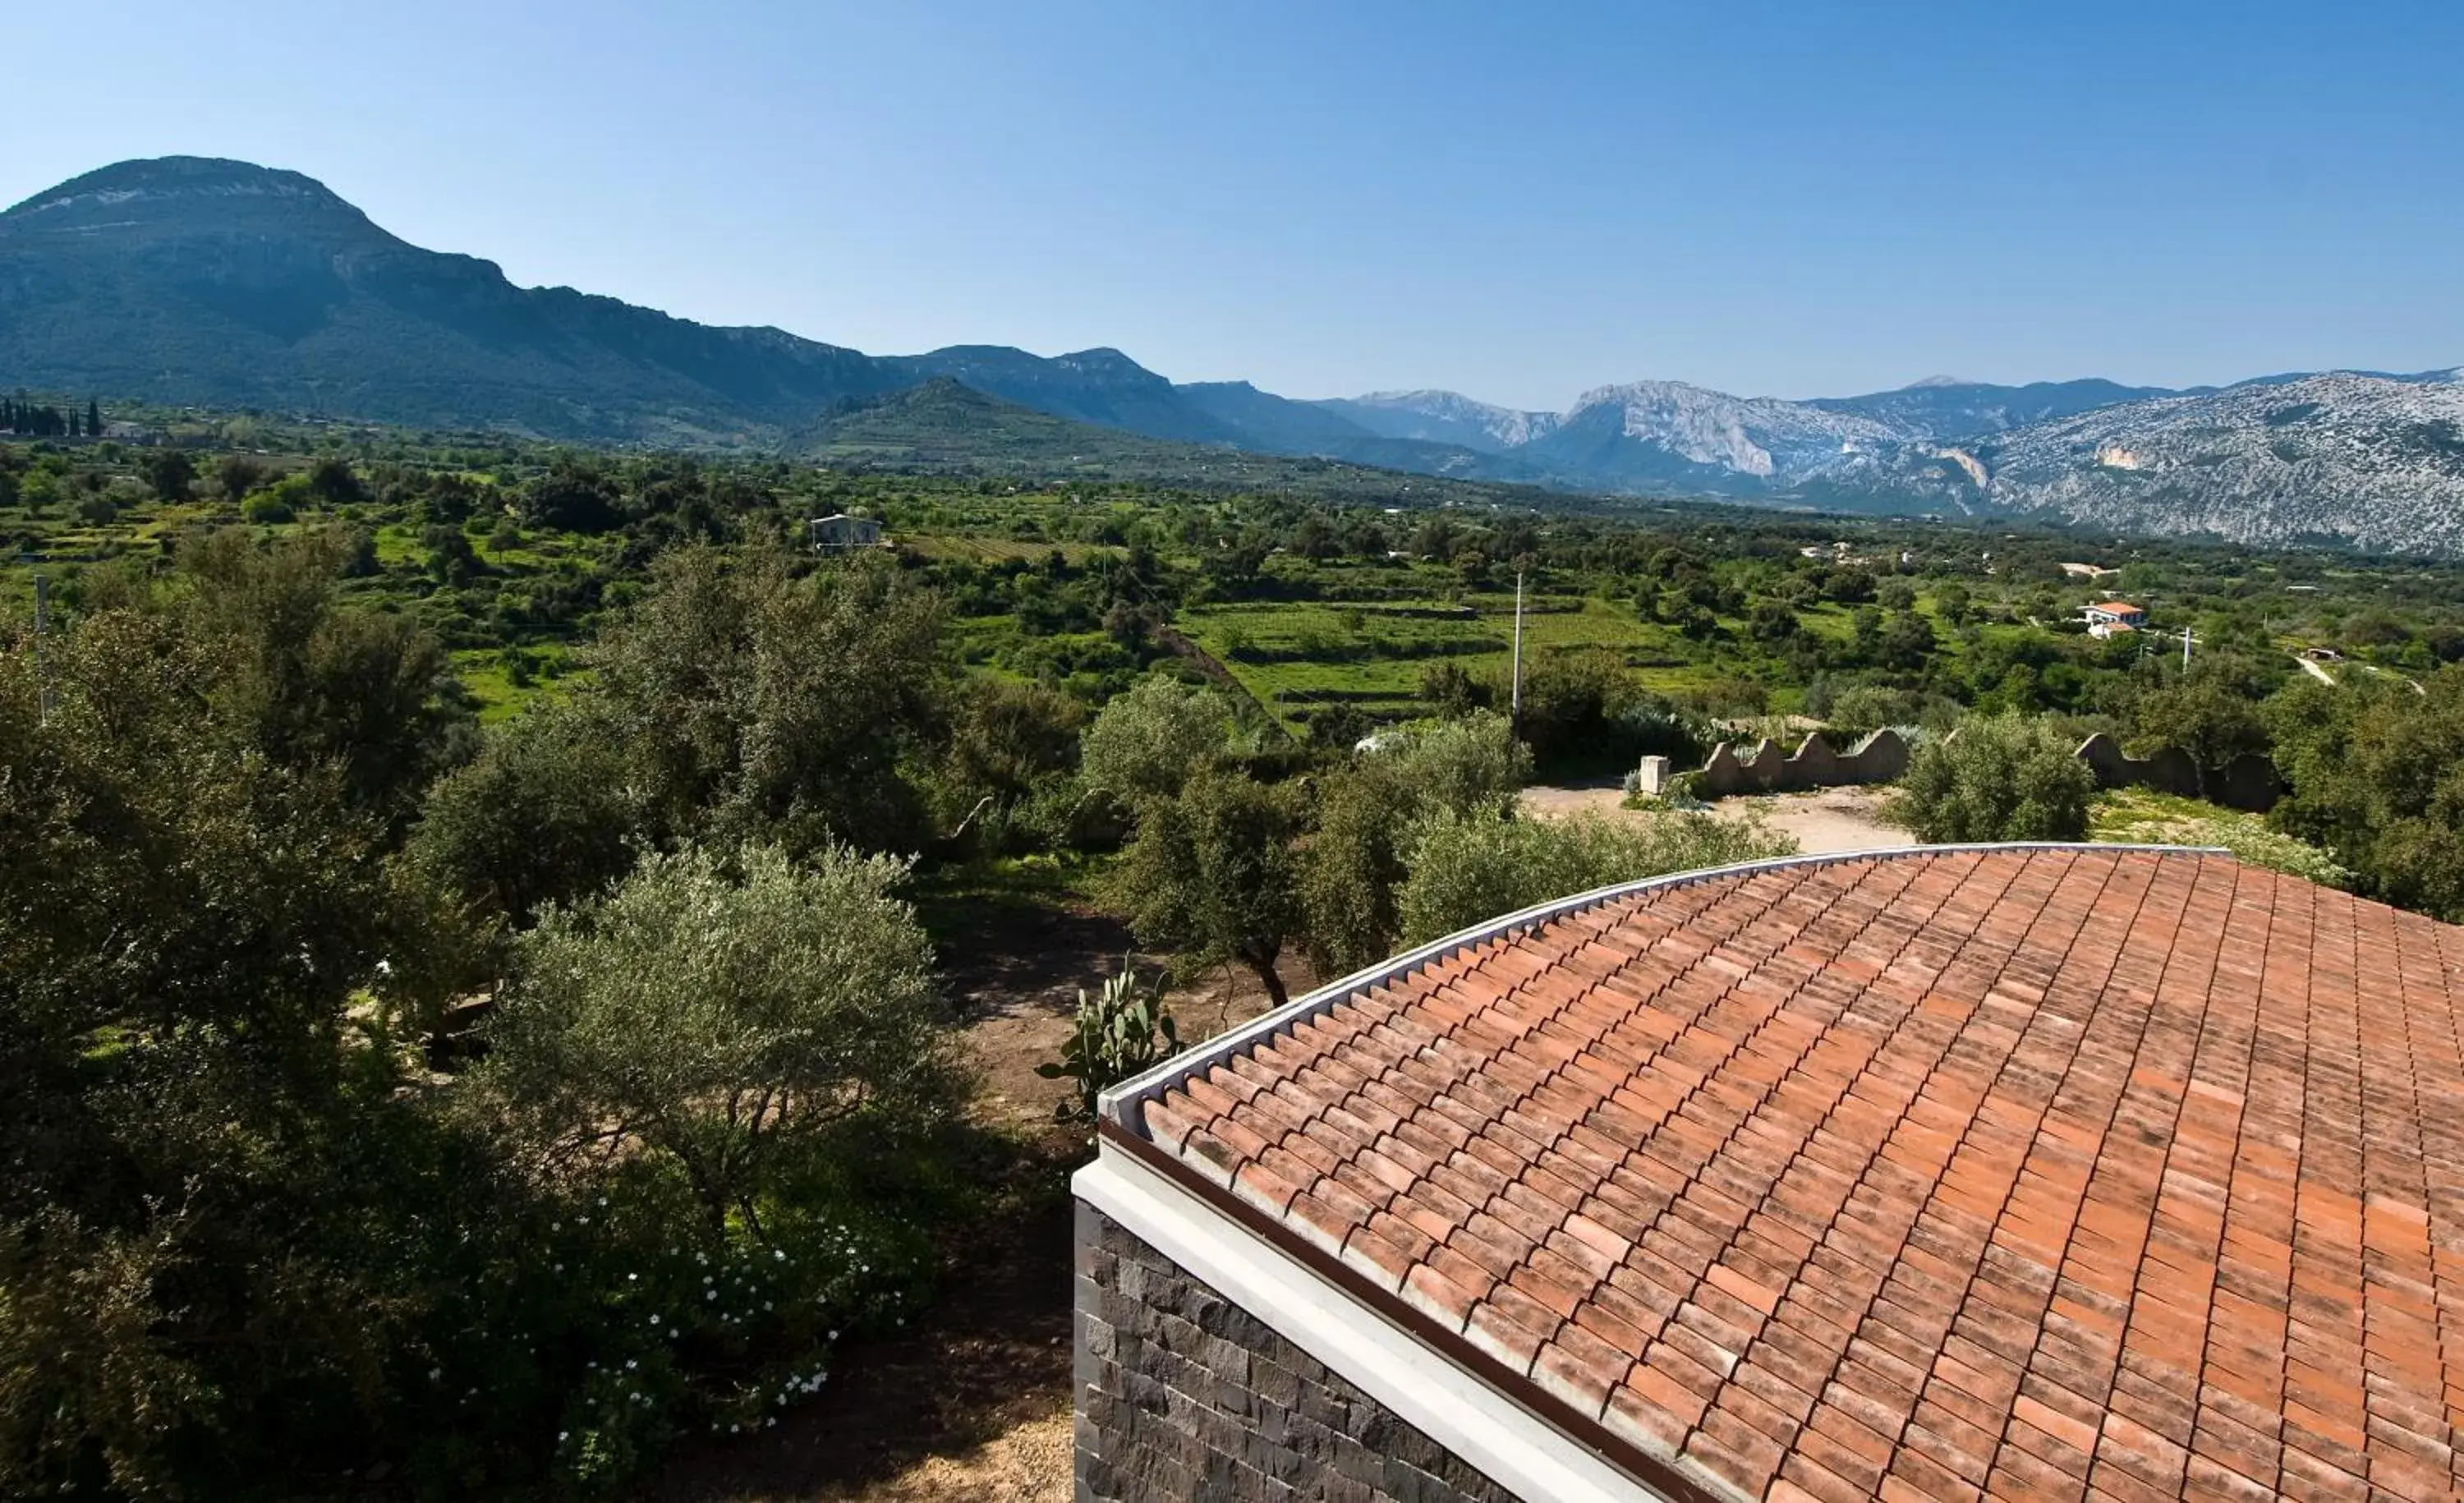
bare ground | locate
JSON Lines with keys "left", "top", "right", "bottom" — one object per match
{"left": 642, "top": 887, "right": 1308, "bottom": 1503}
{"left": 1517, "top": 780, "right": 1913, "bottom": 857}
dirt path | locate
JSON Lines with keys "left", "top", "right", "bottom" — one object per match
{"left": 643, "top": 889, "right": 1308, "bottom": 1503}
{"left": 1518, "top": 781, "right": 1911, "bottom": 857}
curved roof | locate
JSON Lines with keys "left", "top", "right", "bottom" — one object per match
{"left": 1103, "top": 846, "right": 2464, "bottom": 1501}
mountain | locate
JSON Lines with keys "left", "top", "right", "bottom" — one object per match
{"left": 1171, "top": 379, "right": 1380, "bottom": 453}
{"left": 894, "top": 345, "right": 1227, "bottom": 444}
{"left": 1507, "top": 380, "right": 1901, "bottom": 494}
{"left": 797, "top": 376, "right": 1219, "bottom": 468}
{"left": 0, "top": 157, "right": 909, "bottom": 442}
{"left": 1805, "top": 376, "right": 2186, "bottom": 439}
{"left": 1312, "top": 390, "right": 1561, "bottom": 453}
{"left": 790, "top": 376, "right": 1566, "bottom": 508}
{"left": 8, "top": 156, "right": 2464, "bottom": 553}
{"left": 1810, "top": 370, "right": 2464, "bottom": 553}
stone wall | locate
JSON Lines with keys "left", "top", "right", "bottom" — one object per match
{"left": 1073, "top": 1201, "right": 1519, "bottom": 1503}
{"left": 1689, "top": 728, "right": 1911, "bottom": 800}
{"left": 2075, "top": 733, "right": 2283, "bottom": 812}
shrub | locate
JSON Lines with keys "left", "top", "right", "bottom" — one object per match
{"left": 1898, "top": 714, "right": 2095, "bottom": 843}
{"left": 1396, "top": 810, "right": 1795, "bottom": 945}
{"left": 241, "top": 490, "right": 295, "bottom": 524}
{"left": 483, "top": 843, "right": 957, "bottom": 1236}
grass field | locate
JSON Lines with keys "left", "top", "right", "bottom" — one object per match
{"left": 1179, "top": 588, "right": 1726, "bottom": 732}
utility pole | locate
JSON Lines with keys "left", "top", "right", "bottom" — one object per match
{"left": 1510, "top": 566, "right": 1525, "bottom": 733}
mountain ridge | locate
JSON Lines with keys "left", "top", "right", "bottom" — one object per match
{"left": 4, "top": 156, "right": 2462, "bottom": 553}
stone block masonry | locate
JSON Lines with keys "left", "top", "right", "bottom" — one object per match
{"left": 1073, "top": 1202, "right": 1520, "bottom": 1503}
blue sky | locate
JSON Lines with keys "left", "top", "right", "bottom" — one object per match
{"left": 11, "top": 1, "right": 2459, "bottom": 408}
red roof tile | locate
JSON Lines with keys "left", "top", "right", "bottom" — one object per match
{"left": 1124, "top": 848, "right": 2464, "bottom": 1501}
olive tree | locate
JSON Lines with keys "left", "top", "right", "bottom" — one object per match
{"left": 402, "top": 694, "right": 641, "bottom": 926}
{"left": 1077, "top": 674, "right": 1233, "bottom": 804}
{"left": 1897, "top": 714, "right": 2095, "bottom": 843}
{"left": 484, "top": 844, "right": 952, "bottom": 1237}
{"left": 590, "top": 546, "right": 949, "bottom": 857}
{"left": 1299, "top": 712, "right": 1529, "bottom": 977}
{"left": 1397, "top": 810, "right": 1795, "bottom": 946}
{"left": 1108, "top": 770, "right": 1299, "bottom": 1007}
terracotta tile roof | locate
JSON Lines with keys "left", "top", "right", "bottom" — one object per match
{"left": 1124, "top": 848, "right": 2464, "bottom": 1501}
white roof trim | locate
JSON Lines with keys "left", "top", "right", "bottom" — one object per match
{"left": 1097, "top": 841, "right": 2230, "bottom": 1130}
{"left": 1076, "top": 1142, "right": 1683, "bottom": 1503}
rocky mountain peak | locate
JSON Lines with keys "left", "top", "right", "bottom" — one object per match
{"left": 6, "top": 156, "right": 352, "bottom": 220}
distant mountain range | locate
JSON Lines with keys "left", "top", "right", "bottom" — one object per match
{"left": 6, "top": 156, "right": 2463, "bottom": 554}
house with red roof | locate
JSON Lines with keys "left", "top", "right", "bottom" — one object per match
{"left": 1072, "top": 845, "right": 2463, "bottom": 1501}
{"left": 2085, "top": 602, "right": 2148, "bottom": 640}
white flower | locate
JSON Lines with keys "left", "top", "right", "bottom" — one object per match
{"left": 648, "top": 1315, "right": 660, "bottom": 1326}
{"left": 774, "top": 1250, "right": 785, "bottom": 1262}
{"left": 597, "top": 1196, "right": 608, "bottom": 1207}
{"left": 625, "top": 1358, "right": 637, "bottom": 1370}
{"left": 627, "top": 1273, "right": 638, "bottom": 1282}
{"left": 427, "top": 1368, "right": 441, "bottom": 1381}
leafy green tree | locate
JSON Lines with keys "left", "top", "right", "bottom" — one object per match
{"left": 1110, "top": 769, "right": 1299, "bottom": 1006}
{"left": 2268, "top": 669, "right": 2464, "bottom": 921}
{"left": 944, "top": 678, "right": 1085, "bottom": 804}
{"left": 591, "top": 546, "right": 948, "bottom": 856}
{"left": 1396, "top": 810, "right": 1795, "bottom": 946}
{"left": 2131, "top": 675, "right": 2269, "bottom": 770}
{"left": 517, "top": 455, "right": 624, "bottom": 533}
{"left": 1299, "top": 767, "right": 1414, "bottom": 979}
{"left": 0, "top": 605, "right": 492, "bottom": 1498}
{"left": 1299, "top": 710, "right": 1533, "bottom": 977}
{"left": 140, "top": 448, "right": 197, "bottom": 502}
{"left": 405, "top": 695, "right": 641, "bottom": 926}
{"left": 306, "top": 455, "right": 364, "bottom": 504}
{"left": 1898, "top": 715, "right": 2095, "bottom": 842}
{"left": 484, "top": 843, "right": 952, "bottom": 1234}
{"left": 216, "top": 453, "right": 269, "bottom": 501}
{"left": 175, "top": 528, "right": 462, "bottom": 821}
{"left": 240, "top": 490, "right": 294, "bottom": 524}
{"left": 1077, "top": 674, "right": 1233, "bottom": 804}
{"left": 421, "top": 520, "right": 481, "bottom": 585}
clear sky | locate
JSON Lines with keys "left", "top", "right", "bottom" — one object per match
{"left": 9, "top": 1, "right": 2459, "bottom": 409}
